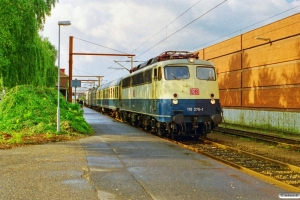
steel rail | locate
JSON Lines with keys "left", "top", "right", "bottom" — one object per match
{"left": 172, "top": 138, "right": 300, "bottom": 192}
{"left": 214, "top": 127, "right": 300, "bottom": 150}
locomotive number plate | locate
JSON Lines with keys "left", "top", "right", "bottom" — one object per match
{"left": 190, "top": 88, "right": 199, "bottom": 95}
{"left": 187, "top": 107, "right": 203, "bottom": 111}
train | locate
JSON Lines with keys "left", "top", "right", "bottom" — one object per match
{"left": 84, "top": 51, "right": 223, "bottom": 139}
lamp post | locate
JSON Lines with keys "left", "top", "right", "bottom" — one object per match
{"left": 57, "top": 21, "right": 71, "bottom": 132}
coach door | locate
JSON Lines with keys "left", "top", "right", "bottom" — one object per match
{"left": 152, "top": 66, "right": 162, "bottom": 112}
{"left": 152, "top": 67, "right": 158, "bottom": 111}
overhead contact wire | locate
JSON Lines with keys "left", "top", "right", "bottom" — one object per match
{"left": 136, "top": 0, "right": 228, "bottom": 58}
{"left": 132, "top": 0, "right": 203, "bottom": 52}
{"left": 189, "top": 3, "right": 300, "bottom": 50}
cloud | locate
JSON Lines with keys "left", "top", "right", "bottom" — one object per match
{"left": 41, "top": 0, "right": 300, "bottom": 84}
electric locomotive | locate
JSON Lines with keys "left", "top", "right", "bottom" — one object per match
{"left": 116, "top": 51, "right": 222, "bottom": 138}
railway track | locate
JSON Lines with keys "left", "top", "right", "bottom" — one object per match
{"left": 174, "top": 138, "right": 300, "bottom": 192}
{"left": 213, "top": 127, "right": 300, "bottom": 151}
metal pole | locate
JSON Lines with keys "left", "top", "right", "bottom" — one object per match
{"left": 57, "top": 25, "right": 61, "bottom": 132}
{"left": 75, "top": 78, "right": 77, "bottom": 103}
{"left": 68, "top": 36, "right": 73, "bottom": 102}
{"left": 75, "top": 87, "right": 77, "bottom": 103}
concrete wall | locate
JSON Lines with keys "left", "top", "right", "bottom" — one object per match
{"left": 197, "top": 13, "right": 300, "bottom": 134}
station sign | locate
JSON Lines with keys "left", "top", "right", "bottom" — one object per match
{"left": 71, "top": 79, "right": 81, "bottom": 87}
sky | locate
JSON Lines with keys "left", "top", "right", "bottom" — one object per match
{"left": 40, "top": 0, "right": 300, "bottom": 92}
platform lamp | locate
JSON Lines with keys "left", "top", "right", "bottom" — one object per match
{"left": 57, "top": 21, "right": 71, "bottom": 132}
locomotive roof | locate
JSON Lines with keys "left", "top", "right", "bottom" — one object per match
{"left": 122, "top": 57, "right": 215, "bottom": 79}
{"left": 130, "top": 51, "right": 202, "bottom": 73}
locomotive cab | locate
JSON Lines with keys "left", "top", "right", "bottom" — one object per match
{"left": 150, "top": 53, "right": 223, "bottom": 138}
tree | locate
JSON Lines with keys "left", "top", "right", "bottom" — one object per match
{"left": 0, "top": 0, "right": 58, "bottom": 88}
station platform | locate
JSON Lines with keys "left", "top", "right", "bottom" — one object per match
{"left": 81, "top": 107, "right": 286, "bottom": 200}
{"left": 0, "top": 107, "right": 287, "bottom": 200}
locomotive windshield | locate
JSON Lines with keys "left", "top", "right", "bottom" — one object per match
{"left": 165, "top": 66, "right": 189, "bottom": 80}
{"left": 196, "top": 66, "right": 216, "bottom": 81}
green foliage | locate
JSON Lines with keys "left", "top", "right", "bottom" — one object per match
{"left": 0, "top": 0, "right": 58, "bottom": 88}
{"left": 0, "top": 85, "right": 93, "bottom": 135}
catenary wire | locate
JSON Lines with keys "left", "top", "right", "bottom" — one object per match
{"left": 73, "top": 0, "right": 206, "bottom": 74}
{"left": 189, "top": 3, "right": 300, "bottom": 51}
{"left": 131, "top": 0, "right": 203, "bottom": 52}
{"left": 73, "top": 37, "right": 128, "bottom": 54}
{"left": 136, "top": 0, "right": 228, "bottom": 58}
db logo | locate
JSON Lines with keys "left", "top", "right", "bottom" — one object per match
{"left": 190, "top": 88, "right": 199, "bottom": 95}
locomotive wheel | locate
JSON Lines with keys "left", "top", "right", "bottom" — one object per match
{"left": 153, "top": 126, "right": 163, "bottom": 136}
{"left": 115, "top": 112, "right": 120, "bottom": 120}
{"left": 157, "top": 128, "right": 162, "bottom": 136}
{"left": 167, "top": 128, "right": 174, "bottom": 139}
{"left": 120, "top": 112, "right": 124, "bottom": 122}
{"left": 143, "top": 124, "right": 150, "bottom": 131}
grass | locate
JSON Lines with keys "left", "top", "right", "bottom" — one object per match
{"left": 0, "top": 85, "right": 94, "bottom": 149}
{"left": 0, "top": 132, "right": 89, "bottom": 149}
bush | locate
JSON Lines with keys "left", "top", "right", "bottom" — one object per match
{"left": 0, "top": 85, "right": 93, "bottom": 135}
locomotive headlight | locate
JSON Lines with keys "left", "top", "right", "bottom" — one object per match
{"left": 173, "top": 99, "right": 178, "bottom": 104}
{"left": 210, "top": 93, "right": 215, "bottom": 104}
{"left": 188, "top": 57, "right": 195, "bottom": 63}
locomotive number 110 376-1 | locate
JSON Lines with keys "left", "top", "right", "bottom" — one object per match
{"left": 187, "top": 107, "right": 204, "bottom": 111}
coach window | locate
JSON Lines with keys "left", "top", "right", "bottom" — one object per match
{"left": 116, "top": 87, "right": 119, "bottom": 98}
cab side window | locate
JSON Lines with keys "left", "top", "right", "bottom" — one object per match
{"left": 158, "top": 67, "right": 162, "bottom": 81}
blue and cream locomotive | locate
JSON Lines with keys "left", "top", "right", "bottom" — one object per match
{"left": 85, "top": 51, "right": 222, "bottom": 138}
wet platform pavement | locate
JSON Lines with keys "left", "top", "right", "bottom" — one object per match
{"left": 81, "top": 108, "right": 286, "bottom": 200}
{"left": 0, "top": 107, "right": 287, "bottom": 200}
